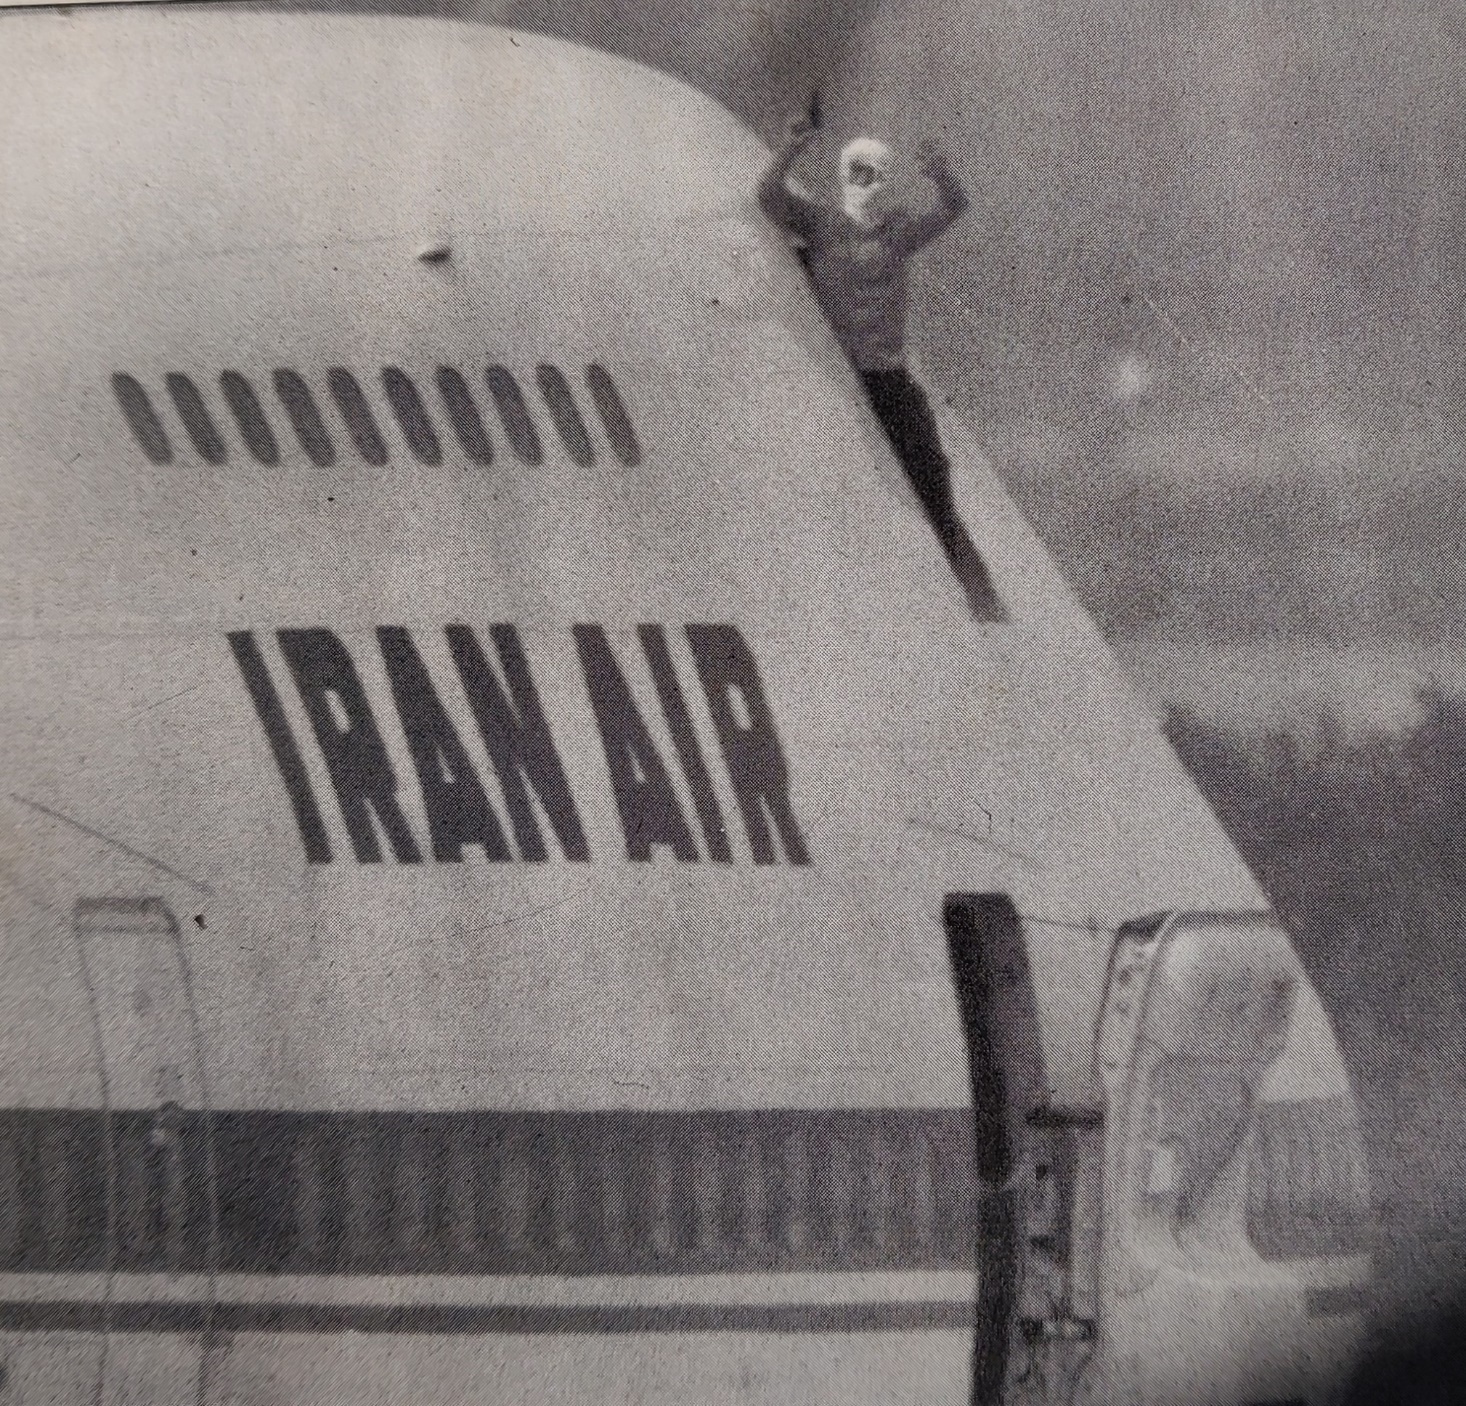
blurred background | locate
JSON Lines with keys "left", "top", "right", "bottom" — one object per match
{"left": 455, "top": 0, "right": 1464, "bottom": 1375}
{"left": 85, "top": 0, "right": 1466, "bottom": 1387}
{"left": 818, "top": 0, "right": 1466, "bottom": 1383}
{"left": 824, "top": 0, "right": 1463, "bottom": 719}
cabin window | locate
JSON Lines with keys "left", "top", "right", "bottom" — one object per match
{"left": 585, "top": 363, "right": 642, "bottom": 467}
{"left": 220, "top": 370, "right": 280, "bottom": 465}
{"left": 112, "top": 364, "right": 643, "bottom": 470}
{"left": 165, "top": 373, "right": 226, "bottom": 464}
{"left": 211, "top": 1109, "right": 974, "bottom": 1275}
{"left": 111, "top": 373, "right": 172, "bottom": 464}
{"left": 485, "top": 366, "right": 543, "bottom": 465}
{"left": 272, "top": 370, "right": 336, "bottom": 467}
{"left": 535, "top": 363, "right": 595, "bottom": 467}
{"left": 382, "top": 368, "right": 442, "bottom": 465}
{"left": 327, "top": 369, "right": 388, "bottom": 466}
{"left": 0, "top": 1105, "right": 975, "bottom": 1276}
{"left": 435, "top": 367, "right": 493, "bottom": 465}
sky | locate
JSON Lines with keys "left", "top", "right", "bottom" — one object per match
{"left": 819, "top": 0, "right": 1465, "bottom": 728}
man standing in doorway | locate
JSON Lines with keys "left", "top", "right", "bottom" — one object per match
{"left": 758, "top": 119, "right": 1001, "bottom": 619}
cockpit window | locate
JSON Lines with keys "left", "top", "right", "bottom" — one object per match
{"left": 585, "top": 363, "right": 641, "bottom": 467}
{"left": 435, "top": 367, "right": 493, "bottom": 466}
{"left": 382, "top": 368, "right": 442, "bottom": 466}
{"left": 327, "top": 369, "right": 388, "bottom": 466}
{"left": 535, "top": 363, "right": 595, "bottom": 468}
{"left": 165, "top": 373, "right": 226, "bottom": 464}
{"left": 272, "top": 369, "right": 336, "bottom": 467}
{"left": 485, "top": 366, "right": 543, "bottom": 466}
{"left": 220, "top": 370, "right": 280, "bottom": 466}
{"left": 111, "top": 373, "right": 172, "bottom": 465}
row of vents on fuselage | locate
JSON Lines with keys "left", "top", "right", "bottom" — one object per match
{"left": 112, "top": 365, "right": 641, "bottom": 470}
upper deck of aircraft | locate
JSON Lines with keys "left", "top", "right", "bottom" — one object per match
{"left": 0, "top": 7, "right": 1278, "bottom": 1114}
{"left": 0, "top": 12, "right": 1371, "bottom": 1406}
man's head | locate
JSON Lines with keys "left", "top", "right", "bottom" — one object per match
{"left": 839, "top": 137, "right": 895, "bottom": 229}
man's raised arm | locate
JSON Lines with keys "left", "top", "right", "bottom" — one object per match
{"left": 897, "top": 137, "right": 970, "bottom": 254}
{"left": 758, "top": 119, "right": 819, "bottom": 242}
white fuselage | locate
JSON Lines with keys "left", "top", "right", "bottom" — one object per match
{"left": 0, "top": 9, "right": 1367, "bottom": 1405}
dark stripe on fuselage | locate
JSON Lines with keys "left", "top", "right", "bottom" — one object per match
{"left": 0, "top": 1298, "right": 977, "bottom": 1336}
{"left": 0, "top": 1101, "right": 1369, "bottom": 1280}
{"left": 0, "top": 1108, "right": 980, "bottom": 1277}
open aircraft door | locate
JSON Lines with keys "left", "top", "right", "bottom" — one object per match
{"left": 947, "top": 901, "right": 1368, "bottom": 1406}
{"left": 75, "top": 897, "right": 219, "bottom": 1406}
{"left": 1079, "top": 911, "right": 1370, "bottom": 1406}
{"left": 945, "top": 894, "right": 1088, "bottom": 1406}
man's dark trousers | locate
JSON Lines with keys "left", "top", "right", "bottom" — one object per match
{"left": 860, "top": 368, "right": 1003, "bottom": 619}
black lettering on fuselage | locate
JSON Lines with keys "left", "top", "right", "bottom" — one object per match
{"left": 278, "top": 629, "right": 423, "bottom": 864}
{"left": 685, "top": 624, "right": 810, "bottom": 865}
{"left": 638, "top": 624, "right": 732, "bottom": 863}
{"left": 377, "top": 628, "right": 511, "bottom": 862}
{"left": 574, "top": 625, "right": 698, "bottom": 862}
{"left": 230, "top": 623, "right": 812, "bottom": 867}
{"left": 446, "top": 625, "right": 590, "bottom": 862}
{"left": 227, "top": 631, "right": 332, "bottom": 864}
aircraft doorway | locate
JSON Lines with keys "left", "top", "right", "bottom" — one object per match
{"left": 75, "top": 897, "right": 219, "bottom": 1406}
